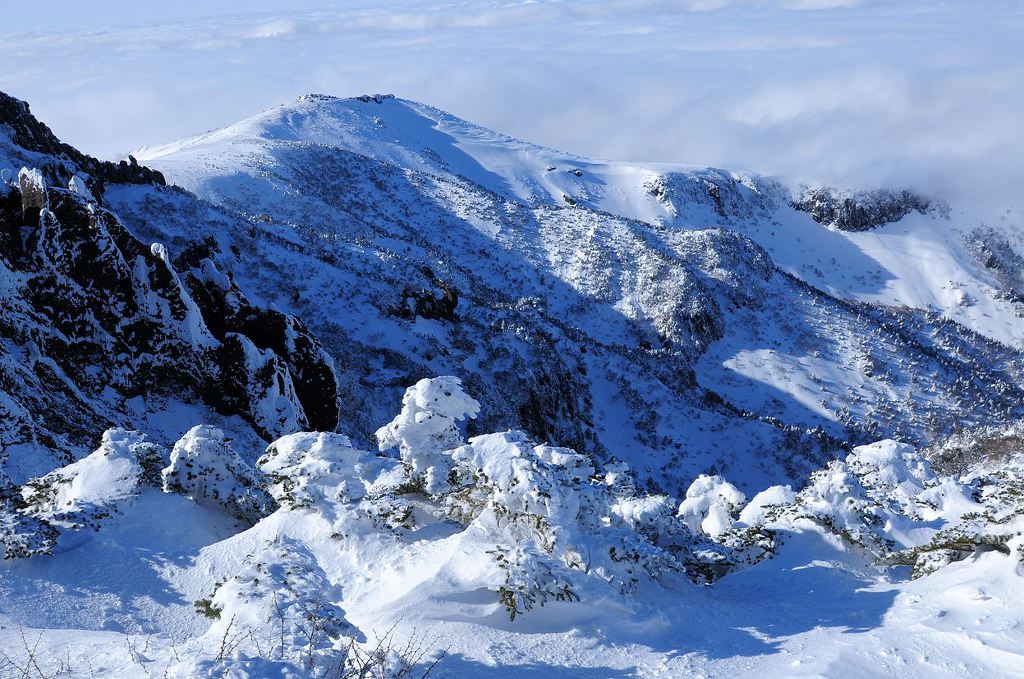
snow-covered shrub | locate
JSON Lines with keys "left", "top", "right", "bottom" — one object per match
{"left": 718, "top": 439, "right": 990, "bottom": 576}
{"left": 375, "top": 376, "right": 480, "bottom": 493}
{"left": 760, "top": 459, "right": 896, "bottom": 556}
{"left": 258, "top": 431, "right": 398, "bottom": 509}
{"left": 162, "top": 425, "right": 276, "bottom": 524}
{"left": 1, "top": 429, "right": 162, "bottom": 558}
{"left": 20, "top": 429, "right": 163, "bottom": 531}
{"left": 447, "top": 431, "right": 584, "bottom": 527}
{"left": 490, "top": 543, "right": 580, "bottom": 621}
{"left": 895, "top": 455, "right": 1024, "bottom": 577}
{"left": 189, "top": 536, "right": 360, "bottom": 677}
{"left": 735, "top": 485, "right": 795, "bottom": 528}
{"left": 428, "top": 428, "right": 715, "bottom": 611}
{"left": 0, "top": 472, "right": 59, "bottom": 559}
{"left": 845, "top": 440, "right": 938, "bottom": 519}
{"left": 677, "top": 474, "right": 746, "bottom": 537}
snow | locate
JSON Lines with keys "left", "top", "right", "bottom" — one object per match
{"left": 135, "top": 93, "right": 1024, "bottom": 350}
{"left": 5, "top": 72, "right": 1024, "bottom": 677}
{"left": 121, "top": 93, "right": 1024, "bottom": 500}
{"left": 678, "top": 475, "right": 746, "bottom": 538}
{"left": 4, "top": 376, "right": 1024, "bottom": 676}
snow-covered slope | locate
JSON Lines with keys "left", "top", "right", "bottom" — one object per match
{"left": 138, "top": 94, "right": 1024, "bottom": 349}
{"left": 122, "top": 93, "right": 1024, "bottom": 494}
{"left": 4, "top": 88, "right": 1024, "bottom": 677}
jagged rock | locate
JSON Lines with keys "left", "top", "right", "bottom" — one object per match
{"left": 0, "top": 91, "right": 165, "bottom": 202}
{"left": 180, "top": 254, "right": 339, "bottom": 432}
{"left": 791, "top": 187, "right": 939, "bottom": 231}
{"left": 0, "top": 96, "right": 342, "bottom": 477}
{"left": 17, "top": 167, "right": 46, "bottom": 216}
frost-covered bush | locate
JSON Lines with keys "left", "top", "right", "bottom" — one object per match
{"left": 187, "top": 536, "right": 360, "bottom": 677}
{"left": 428, "top": 429, "right": 719, "bottom": 611}
{"left": 162, "top": 425, "right": 276, "bottom": 524}
{"left": 258, "top": 431, "right": 398, "bottom": 509}
{"left": 489, "top": 543, "right": 580, "bottom": 622}
{"left": 22, "top": 429, "right": 163, "bottom": 527}
{"left": 375, "top": 376, "right": 480, "bottom": 493}
{"left": 370, "top": 382, "right": 779, "bottom": 614}
{"left": 2, "top": 429, "right": 163, "bottom": 558}
{"left": 447, "top": 431, "right": 585, "bottom": 526}
{"left": 895, "top": 455, "right": 1024, "bottom": 577}
{"left": 735, "top": 485, "right": 795, "bottom": 527}
{"left": 0, "top": 473, "right": 59, "bottom": 560}
{"left": 677, "top": 474, "right": 746, "bottom": 537}
{"left": 845, "top": 440, "right": 939, "bottom": 519}
{"left": 719, "top": 439, "right": 996, "bottom": 577}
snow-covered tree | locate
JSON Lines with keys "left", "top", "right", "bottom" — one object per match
{"left": 187, "top": 536, "right": 360, "bottom": 677}
{"left": 162, "top": 425, "right": 276, "bottom": 524}
{"left": 259, "top": 431, "right": 396, "bottom": 509}
{"left": 375, "top": 376, "right": 480, "bottom": 493}
{"left": 677, "top": 474, "right": 746, "bottom": 537}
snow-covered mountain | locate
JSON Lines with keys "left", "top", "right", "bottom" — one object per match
{"left": 4, "top": 90, "right": 1024, "bottom": 677}
{"left": 138, "top": 93, "right": 1024, "bottom": 348}
{"left": 126, "top": 93, "right": 1024, "bottom": 493}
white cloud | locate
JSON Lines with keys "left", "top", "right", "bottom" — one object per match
{"left": 247, "top": 19, "right": 299, "bottom": 39}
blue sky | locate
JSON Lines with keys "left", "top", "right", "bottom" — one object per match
{"left": 2, "top": 1, "right": 1022, "bottom": 202}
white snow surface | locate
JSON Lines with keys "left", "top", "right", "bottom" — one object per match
{"left": 5, "top": 94, "right": 1024, "bottom": 676}
{"left": 4, "top": 378, "right": 1024, "bottom": 677}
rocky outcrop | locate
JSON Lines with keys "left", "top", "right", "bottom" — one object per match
{"left": 791, "top": 187, "right": 939, "bottom": 231}
{"left": 645, "top": 170, "right": 778, "bottom": 226}
{"left": 394, "top": 267, "right": 459, "bottom": 323}
{"left": 176, "top": 246, "right": 339, "bottom": 433}
{"left": 0, "top": 94, "right": 341, "bottom": 477}
{"left": 0, "top": 92, "right": 164, "bottom": 203}
{"left": 965, "top": 227, "right": 1024, "bottom": 302}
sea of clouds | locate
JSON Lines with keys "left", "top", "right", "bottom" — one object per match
{"left": 2, "top": 0, "right": 1021, "bottom": 204}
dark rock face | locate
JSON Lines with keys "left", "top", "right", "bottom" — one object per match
{"left": 0, "top": 93, "right": 340, "bottom": 477}
{"left": 791, "top": 187, "right": 938, "bottom": 231}
{"left": 178, "top": 251, "right": 340, "bottom": 433}
{"left": 0, "top": 92, "right": 165, "bottom": 202}
{"left": 395, "top": 268, "right": 459, "bottom": 323}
